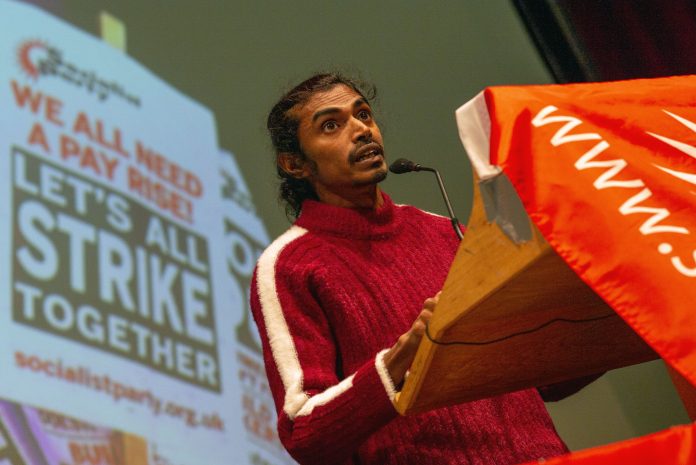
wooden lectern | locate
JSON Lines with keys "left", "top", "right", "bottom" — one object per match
{"left": 394, "top": 174, "right": 694, "bottom": 417}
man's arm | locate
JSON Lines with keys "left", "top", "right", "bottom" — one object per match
{"left": 251, "top": 260, "right": 405, "bottom": 465}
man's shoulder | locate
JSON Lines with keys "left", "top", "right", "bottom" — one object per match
{"left": 258, "top": 225, "right": 308, "bottom": 266}
{"left": 395, "top": 202, "right": 451, "bottom": 225}
{"left": 394, "top": 203, "right": 465, "bottom": 245}
{"left": 256, "top": 224, "right": 330, "bottom": 272}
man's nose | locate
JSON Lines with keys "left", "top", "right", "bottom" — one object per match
{"left": 350, "top": 117, "right": 372, "bottom": 142}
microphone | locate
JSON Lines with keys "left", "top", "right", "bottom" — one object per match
{"left": 388, "top": 158, "right": 422, "bottom": 174}
{"left": 389, "top": 158, "right": 464, "bottom": 241}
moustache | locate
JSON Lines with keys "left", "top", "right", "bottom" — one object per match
{"left": 348, "top": 140, "right": 385, "bottom": 164}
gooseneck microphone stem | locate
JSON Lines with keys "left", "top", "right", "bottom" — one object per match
{"left": 389, "top": 158, "right": 463, "bottom": 241}
{"left": 424, "top": 167, "right": 464, "bottom": 241}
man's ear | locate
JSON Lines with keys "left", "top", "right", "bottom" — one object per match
{"left": 278, "top": 152, "right": 310, "bottom": 179}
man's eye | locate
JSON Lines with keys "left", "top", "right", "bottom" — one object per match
{"left": 358, "top": 110, "right": 371, "bottom": 120}
{"left": 322, "top": 121, "right": 338, "bottom": 131}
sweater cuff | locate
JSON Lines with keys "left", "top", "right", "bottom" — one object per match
{"left": 375, "top": 349, "right": 398, "bottom": 401}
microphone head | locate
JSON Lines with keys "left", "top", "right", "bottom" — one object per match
{"left": 389, "top": 158, "right": 418, "bottom": 174}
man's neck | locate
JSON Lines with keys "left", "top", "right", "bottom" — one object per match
{"left": 315, "top": 185, "right": 384, "bottom": 210}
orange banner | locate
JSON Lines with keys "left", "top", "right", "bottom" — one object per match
{"left": 520, "top": 422, "right": 696, "bottom": 465}
{"left": 473, "top": 75, "right": 696, "bottom": 388}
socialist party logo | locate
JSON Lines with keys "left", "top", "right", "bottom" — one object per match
{"left": 17, "top": 39, "right": 141, "bottom": 107}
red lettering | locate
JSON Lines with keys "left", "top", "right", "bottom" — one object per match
{"left": 27, "top": 122, "right": 50, "bottom": 152}
{"left": 59, "top": 135, "right": 120, "bottom": 180}
{"left": 14, "top": 351, "right": 27, "bottom": 367}
{"left": 79, "top": 146, "right": 100, "bottom": 173}
{"left": 60, "top": 134, "right": 81, "bottom": 160}
{"left": 242, "top": 394, "right": 277, "bottom": 442}
{"left": 72, "top": 112, "right": 94, "bottom": 139}
{"left": 69, "top": 442, "right": 115, "bottom": 465}
{"left": 10, "top": 80, "right": 64, "bottom": 126}
{"left": 45, "top": 96, "right": 64, "bottom": 126}
{"left": 128, "top": 166, "right": 194, "bottom": 222}
{"left": 11, "top": 80, "right": 42, "bottom": 113}
{"left": 72, "top": 112, "right": 129, "bottom": 157}
{"left": 135, "top": 141, "right": 203, "bottom": 197}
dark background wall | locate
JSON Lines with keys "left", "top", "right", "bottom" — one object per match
{"left": 22, "top": 0, "right": 690, "bottom": 452}
{"left": 47, "top": 0, "right": 554, "bottom": 237}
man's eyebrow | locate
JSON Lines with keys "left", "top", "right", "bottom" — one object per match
{"left": 311, "top": 98, "right": 369, "bottom": 123}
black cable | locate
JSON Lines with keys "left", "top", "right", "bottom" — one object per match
{"left": 424, "top": 313, "right": 616, "bottom": 346}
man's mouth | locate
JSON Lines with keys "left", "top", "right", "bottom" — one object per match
{"left": 352, "top": 143, "right": 384, "bottom": 164}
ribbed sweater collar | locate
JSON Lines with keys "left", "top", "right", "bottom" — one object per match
{"left": 295, "top": 192, "right": 402, "bottom": 240}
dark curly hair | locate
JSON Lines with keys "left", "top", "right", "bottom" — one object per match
{"left": 267, "top": 73, "right": 377, "bottom": 220}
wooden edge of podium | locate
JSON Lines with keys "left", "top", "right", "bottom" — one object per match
{"left": 395, "top": 173, "right": 551, "bottom": 414}
{"left": 393, "top": 172, "right": 691, "bottom": 417}
{"left": 426, "top": 173, "right": 553, "bottom": 338}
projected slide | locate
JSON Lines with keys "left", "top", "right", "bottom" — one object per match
{"left": 0, "top": 399, "right": 148, "bottom": 465}
{"left": 0, "top": 2, "right": 293, "bottom": 464}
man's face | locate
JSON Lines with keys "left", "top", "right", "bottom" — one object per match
{"left": 291, "top": 84, "right": 387, "bottom": 202}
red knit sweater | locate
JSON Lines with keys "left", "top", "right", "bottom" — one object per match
{"left": 250, "top": 193, "right": 569, "bottom": 465}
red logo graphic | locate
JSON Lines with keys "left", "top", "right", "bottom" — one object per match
{"left": 14, "top": 38, "right": 141, "bottom": 107}
{"left": 17, "top": 39, "right": 50, "bottom": 80}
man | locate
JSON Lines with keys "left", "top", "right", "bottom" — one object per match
{"left": 250, "top": 73, "right": 570, "bottom": 465}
